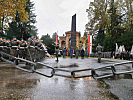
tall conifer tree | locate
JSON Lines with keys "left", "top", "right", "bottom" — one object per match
{"left": 6, "top": 0, "right": 38, "bottom": 40}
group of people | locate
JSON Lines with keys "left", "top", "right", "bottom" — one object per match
{"left": 114, "top": 44, "right": 133, "bottom": 60}
{"left": 62, "top": 47, "right": 89, "bottom": 59}
{"left": 0, "top": 34, "right": 47, "bottom": 62}
{"left": 61, "top": 44, "right": 103, "bottom": 63}
{"left": 114, "top": 50, "right": 132, "bottom": 60}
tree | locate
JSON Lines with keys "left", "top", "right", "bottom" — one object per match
{"left": 103, "top": 36, "right": 116, "bottom": 52}
{"left": 95, "top": 28, "right": 105, "bottom": 46}
{"left": 6, "top": 0, "right": 38, "bottom": 40}
{"left": 86, "top": 0, "right": 133, "bottom": 52}
{"left": 52, "top": 32, "right": 57, "bottom": 42}
{"left": 118, "top": 31, "right": 133, "bottom": 51}
{"left": 24, "top": 0, "right": 38, "bottom": 37}
{"left": 41, "top": 34, "right": 55, "bottom": 54}
{"left": 86, "top": 0, "right": 108, "bottom": 35}
{"left": 124, "top": 0, "right": 133, "bottom": 31}
{"left": 83, "top": 31, "right": 88, "bottom": 49}
{"left": 107, "top": 0, "right": 125, "bottom": 38}
{"left": 0, "top": 0, "right": 28, "bottom": 36}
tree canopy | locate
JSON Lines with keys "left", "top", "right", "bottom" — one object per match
{"left": 86, "top": 0, "right": 133, "bottom": 52}
{"left": 0, "top": 0, "right": 38, "bottom": 40}
{"left": 41, "top": 34, "right": 55, "bottom": 54}
{"left": 0, "top": 0, "right": 29, "bottom": 36}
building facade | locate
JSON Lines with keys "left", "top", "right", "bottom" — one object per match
{"left": 59, "top": 31, "right": 80, "bottom": 50}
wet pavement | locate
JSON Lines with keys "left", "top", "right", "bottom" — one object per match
{"left": 0, "top": 57, "right": 133, "bottom": 100}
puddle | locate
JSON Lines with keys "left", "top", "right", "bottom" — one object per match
{"left": 5, "top": 79, "right": 39, "bottom": 89}
{"left": 55, "top": 63, "right": 79, "bottom": 68}
{"left": 107, "top": 74, "right": 133, "bottom": 80}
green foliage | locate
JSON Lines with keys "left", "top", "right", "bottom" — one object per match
{"left": 103, "top": 36, "right": 116, "bottom": 52}
{"left": 0, "top": 0, "right": 28, "bottom": 34}
{"left": 86, "top": 0, "right": 133, "bottom": 52}
{"left": 41, "top": 34, "right": 53, "bottom": 45}
{"left": 86, "top": 0, "right": 107, "bottom": 35}
{"left": 5, "top": 0, "right": 38, "bottom": 40}
{"left": 118, "top": 31, "right": 133, "bottom": 50}
{"left": 41, "top": 34, "right": 55, "bottom": 54}
{"left": 95, "top": 29, "right": 105, "bottom": 46}
{"left": 52, "top": 32, "right": 57, "bottom": 42}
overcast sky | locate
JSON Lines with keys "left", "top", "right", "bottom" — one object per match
{"left": 31, "top": 0, "right": 91, "bottom": 38}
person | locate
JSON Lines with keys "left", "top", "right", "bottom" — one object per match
{"left": 96, "top": 44, "right": 103, "bottom": 63}
{"left": 75, "top": 47, "right": 79, "bottom": 59}
{"left": 70, "top": 47, "right": 74, "bottom": 58}
{"left": 0, "top": 37, "right": 3, "bottom": 49}
{"left": 19, "top": 39, "right": 27, "bottom": 59}
{"left": 1, "top": 37, "right": 7, "bottom": 59}
{"left": 86, "top": 49, "right": 89, "bottom": 58}
{"left": 55, "top": 45, "right": 59, "bottom": 62}
{"left": 10, "top": 37, "right": 20, "bottom": 57}
{"left": 0, "top": 37, "right": 3, "bottom": 61}
{"left": 27, "top": 34, "right": 36, "bottom": 62}
{"left": 126, "top": 50, "right": 130, "bottom": 60}
{"left": 28, "top": 34, "right": 35, "bottom": 46}
{"left": 81, "top": 48, "right": 85, "bottom": 59}
{"left": 35, "top": 39, "right": 40, "bottom": 61}
{"left": 35, "top": 39, "right": 45, "bottom": 61}
{"left": 5, "top": 39, "right": 11, "bottom": 57}
{"left": 62, "top": 47, "right": 67, "bottom": 58}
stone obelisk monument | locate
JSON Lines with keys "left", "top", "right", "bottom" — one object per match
{"left": 71, "top": 14, "right": 76, "bottom": 50}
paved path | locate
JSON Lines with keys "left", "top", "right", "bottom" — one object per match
{"left": 0, "top": 57, "right": 133, "bottom": 100}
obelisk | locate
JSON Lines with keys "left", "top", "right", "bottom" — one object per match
{"left": 71, "top": 14, "right": 76, "bottom": 50}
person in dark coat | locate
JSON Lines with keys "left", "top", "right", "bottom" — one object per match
{"left": 75, "top": 47, "right": 79, "bottom": 59}
{"left": 86, "top": 49, "right": 89, "bottom": 58}
{"left": 55, "top": 45, "right": 59, "bottom": 62}
{"left": 62, "top": 47, "right": 67, "bottom": 58}
{"left": 70, "top": 47, "right": 74, "bottom": 58}
{"left": 81, "top": 49, "right": 85, "bottom": 59}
